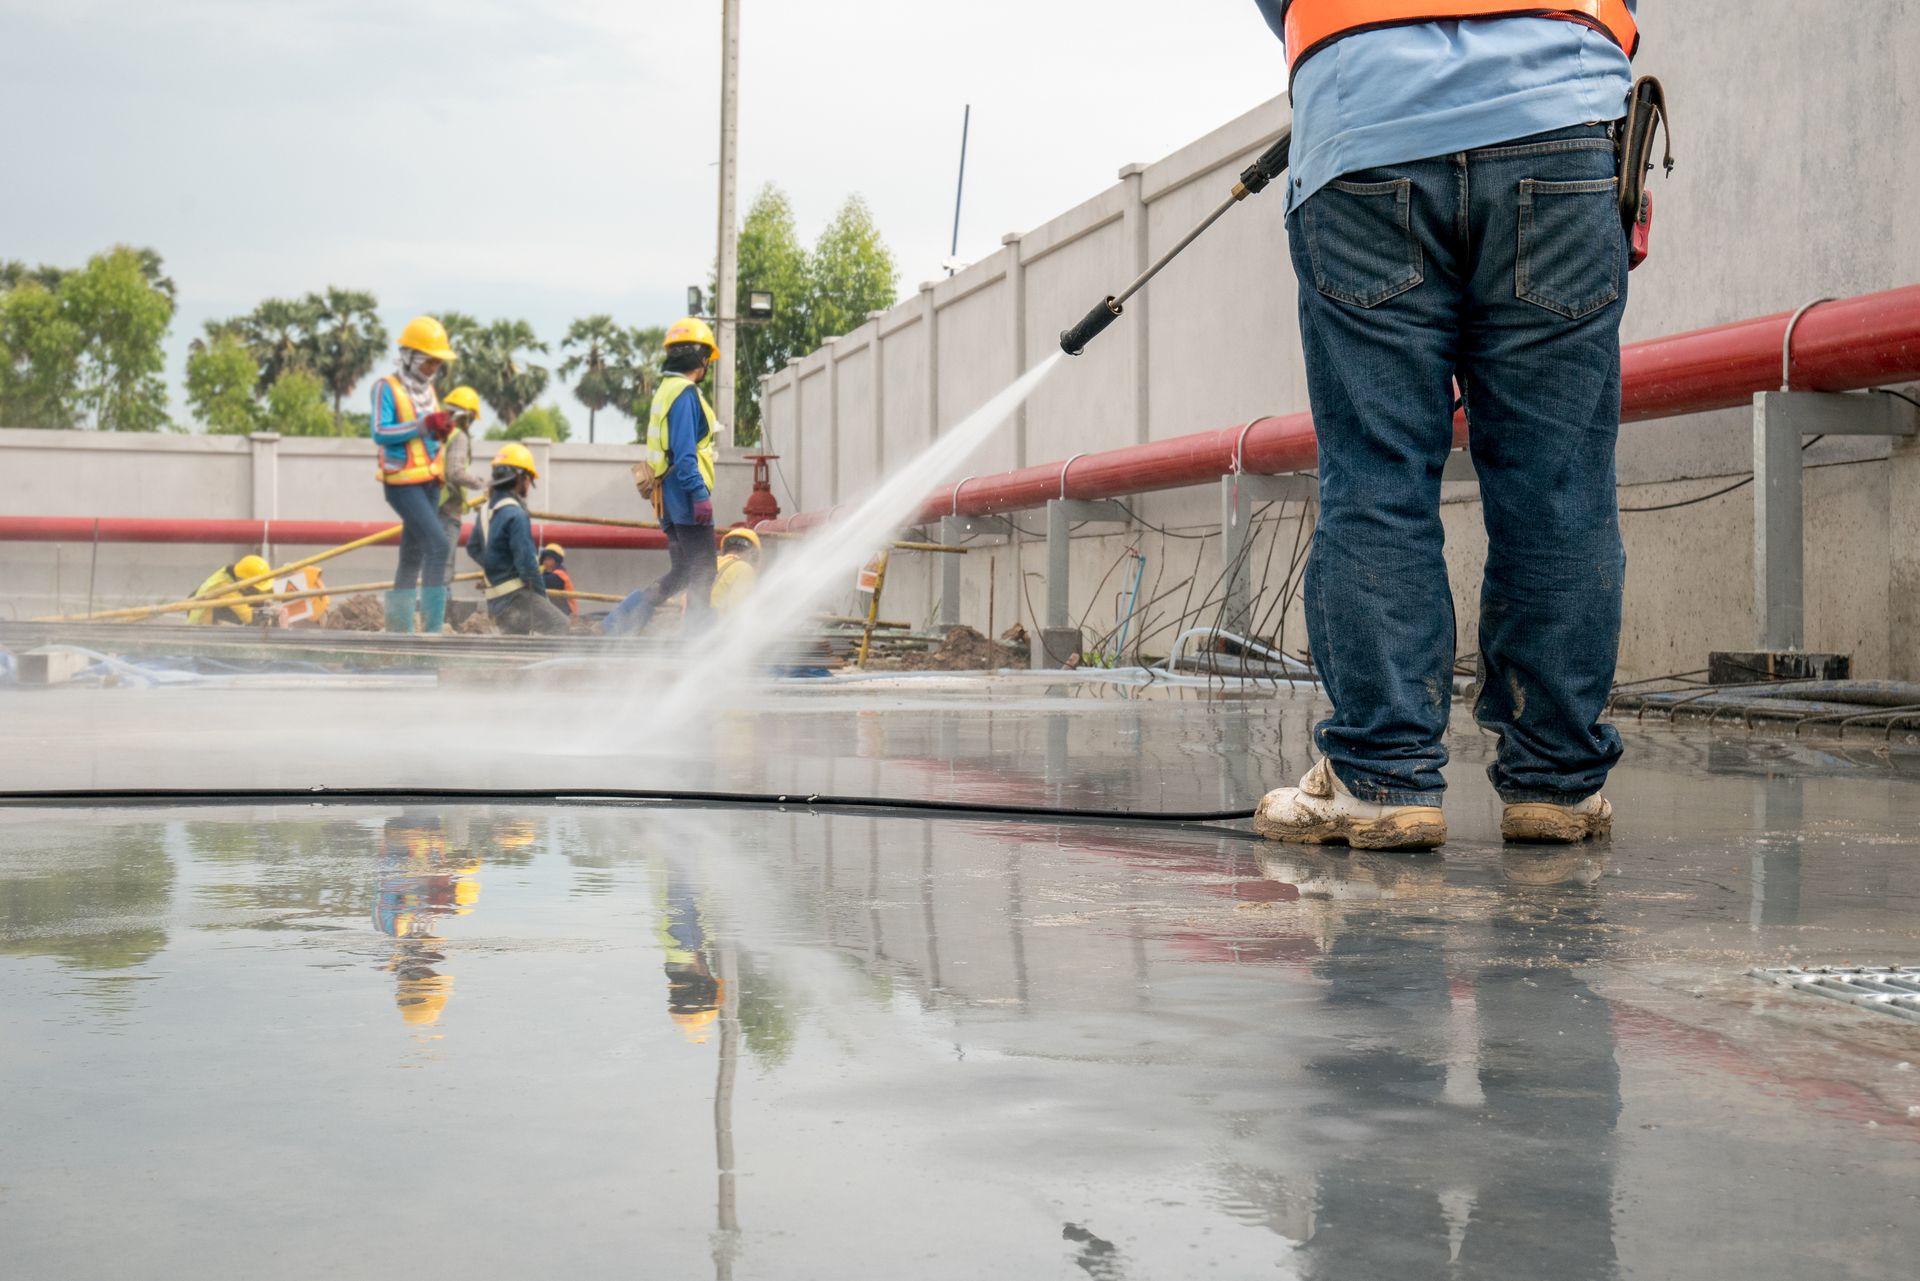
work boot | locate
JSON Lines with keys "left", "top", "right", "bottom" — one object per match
{"left": 1254, "top": 758, "right": 1447, "bottom": 851}
{"left": 383, "top": 588, "right": 417, "bottom": 634}
{"left": 419, "top": 586, "right": 449, "bottom": 634}
{"left": 1501, "top": 795, "right": 1612, "bottom": 844}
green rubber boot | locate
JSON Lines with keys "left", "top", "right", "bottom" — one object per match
{"left": 383, "top": 588, "right": 417, "bottom": 634}
{"left": 419, "top": 585, "right": 449, "bottom": 635}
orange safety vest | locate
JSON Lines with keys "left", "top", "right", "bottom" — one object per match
{"left": 1281, "top": 0, "right": 1638, "bottom": 73}
{"left": 545, "top": 564, "right": 577, "bottom": 615}
{"left": 377, "top": 374, "right": 446, "bottom": 486}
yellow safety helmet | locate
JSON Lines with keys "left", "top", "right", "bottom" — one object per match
{"left": 398, "top": 315, "right": 456, "bottom": 363}
{"left": 492, "top": 442, "right": 540, "bottom": 479}
{"left": 234, "top": 554, "right": 272, "bottom": 581}
{"left": 672, "top": 1008, "right": 719, "bottom": 1044}
{"left": 443, "top": 385, "right": 482, "bottom": 418}
{"left": 662, "top": 316, "right": 718, "bottom": 364}
{"left": 396, "top": 974, "right": 452, "bottom": 1026}
{"left": 539, "top": 543, "right": 565, "bottom": 562}
{"left": 720, "top": 527, "right": 760, "bottom": 554}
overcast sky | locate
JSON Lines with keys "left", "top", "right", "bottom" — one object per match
{"left": 0, "top": 1, "right": 1286, "bottom": 437}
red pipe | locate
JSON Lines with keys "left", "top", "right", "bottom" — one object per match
{"left": 0, "top": 516, "right": 667, "bottom": 550}
{"left": 763, "top": 283, "right": 1920, "bottom": 532}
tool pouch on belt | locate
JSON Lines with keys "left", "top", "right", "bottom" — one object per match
{"left": 1616, "top": 76, "right": 1673, "bottom": 271}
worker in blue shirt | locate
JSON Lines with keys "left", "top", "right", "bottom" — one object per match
{"left": 1250, "top": 2, "right": 1640, "bottom": 850}
{"left": 372, "top": 315, "right": 460, "bottom": 634}
{"left": 602, "top": 318, "right": 721, "bottom": 637}
{"left": 466, "top": 442, "right": 571, "bottom": 636}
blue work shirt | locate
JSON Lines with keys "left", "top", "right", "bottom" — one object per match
{"left": 1250, "top": 2, "right": 1637, "bottom": 213}
{"left": 660, "top": 383, "right": 714, "bottom": 528}
{"left": 466, "top": 494, "right": 548, "bottom": 610}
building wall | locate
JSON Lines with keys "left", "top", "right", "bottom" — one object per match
{"left": 0, "top": 427, "right": 757, "bottom": 621}
{"left": 760, "top": 3, "right": 1920, "bottom": 680}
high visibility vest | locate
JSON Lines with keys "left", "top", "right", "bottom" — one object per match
{"left": 377, "top": 374, "right": 446, "bottom": 486}
{"left": 645, "top": 375, "right": 718, "bottom": 496}
{"left": 477, "top": 496, "right": 528, "bottom": 597}
{"left": 711, "top": 554, "right": 756, "bottom": 613}
{"left": 1280, "top": 0, "right": 1638, "bottom": 74}
{"left": 186, "top": 565, "right": 258, "bottom": 625}
{"left": 544, "top": 564, "right": 577, "bottom": 615}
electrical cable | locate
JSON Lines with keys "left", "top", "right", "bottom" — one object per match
{"left": 1620, "top": 434, "right": 1827, "bottom": 513}
{"left": 0, "top": 785, "right": 1261, "bottom": 830}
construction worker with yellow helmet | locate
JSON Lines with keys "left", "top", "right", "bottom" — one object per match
{"left": 373, "top": 315, "right": 459, "bottom": 634}
{"left": 602, "top": 317, "right": 721, "bottom": 637}
{"left": 185, "top": 554, "right": 277, "bottom": 625}
{"left": 711, "top": 526, "right": 761, "bottom": 614}
{"left": 538, "top": 543, "right": 577, "bottom": 616}
{"left": 465, "top": 441, "right": 571, "bottom": 635}
{"left": 435, "top": 385, "right": 486, "bottom": 594}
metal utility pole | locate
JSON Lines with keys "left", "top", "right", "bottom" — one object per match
{"left": 715, "top": 0, "right": 742, "bottom": 447}
{"left": 946, "top": 104, "right": 971, "bottom": 276}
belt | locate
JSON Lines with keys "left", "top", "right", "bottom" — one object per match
{"left": 484, "top": 577, "right": 526, "bottom": 600}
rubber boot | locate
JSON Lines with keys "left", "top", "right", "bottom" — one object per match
{"left": 383, "top": 588, "right": 417, "bottom": 634}
{"left": 601, "top": 589, "right": 655, "bottom": 637}
{"left": 419, "top": 586, "right": 449, "bottom": 635}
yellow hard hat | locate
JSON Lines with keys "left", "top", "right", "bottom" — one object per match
{"left": 720, "top": 527, "right": 760, "bottom": 553}
{"left": 539, "top": 543, "right": 565, "bottom": 562}
{"left": 396, "top": 974, "right": 452, "bottom": 1026}
{"left": 398, "top": 315, "right": 456, "bottom": 363}
{"left": 443, "top": 385, "right": 482, "bottom": 417}
{"left": 492, "top": 442, "right": 539, "bottom": 479}
{"left": 662, "top": 316, "right": 718, "bottom": 363}
{"left": 671, "top": 1008, "right": 719, "bottom": 1044}
{"left": 234, "top": 554, "right": 272, "bottom": 581}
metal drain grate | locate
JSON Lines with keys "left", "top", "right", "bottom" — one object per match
{"left": 1750, "top": 966, "right": 1920, "bottom": 1023}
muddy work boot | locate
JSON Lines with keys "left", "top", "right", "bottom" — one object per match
{"left": 1501, "top": 795, "right": 1612, "bottom": 844}
{"left": 1254, "top": 758, "right": 1447, "bottom": 851}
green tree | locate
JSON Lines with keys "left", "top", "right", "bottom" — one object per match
{"left": 432, "top": 311, "right": 485, "bottom": 397}
{"left": 723, "top": 186, "right": 899, "bottom": 446}
{"left": 225, "top": 296, "right": 321, "bottom": 396}
{"left": 558, "top": 314, "right": 622, "bottom": 443}
{"left": 463, "top": 318, "right": 549, "bottom": 424}
{"left": 185, "top": 333, "right": 263, "bottom": 435}
{"left": 486, "top": 402, "right": 570, "bottom": 442}
{"left": 305, "top": 288, "right": 387, "bottom": 418}
{"left": 731, "top": 185, "right": 812, "bottom": 446}
{"left": 806, "top": 194, "right": 898, "bottom": 350}
{"left": 60, "top": 246, "right": 174, "bottom": 432}
{"left": 263, "top": 368, "right": 337, "bottom": 436}
{"left": 0, "top": 280, "right": 84, "bottom": 429}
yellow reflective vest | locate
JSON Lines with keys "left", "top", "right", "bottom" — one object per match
{"left": 711, "top": 554, "right": 756, "bottom": 612}
{"left": 644, "top": 375, "right": 718, "bottom": 498}
{"left": 186, "top": 565, "right": 264, "bottom": 625}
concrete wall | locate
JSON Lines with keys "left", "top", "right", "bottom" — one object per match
{"left": 760, "top": 2, "right": 1920, "bottom": 679}
{"left": 0, "top": 427, "right": 757, "bottom": 620}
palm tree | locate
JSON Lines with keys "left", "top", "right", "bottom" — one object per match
{"left": 304, "top": 288, "right": 387, "bottom": 418}
{"left": 237, "top": 297, "right": 321, "bottom": 397}
{"left": 463, "top": 318, "right": 549, "bottom": 424}
{"left": 558, "top": 314, "right": 621, "bottom": 443}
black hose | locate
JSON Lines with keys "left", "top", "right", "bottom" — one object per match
{"left": 0, "top": 785, "right": 1261, "bottom": 832}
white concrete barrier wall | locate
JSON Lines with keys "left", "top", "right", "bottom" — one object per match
{"left": 761, "top": 4, "right": 1920, "bottom": 679}
{"left": 0, "top": 427, "right": 757, "bottom": 621}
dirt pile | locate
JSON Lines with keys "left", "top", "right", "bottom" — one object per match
{"left": 457, "top": 608, "right": 498, "bottom": 635}
{"left": 323, "top": 594, "right": 386, "bottom": 632}
{"left": 867, "top": 625, "right": 1027, "bottom": 672}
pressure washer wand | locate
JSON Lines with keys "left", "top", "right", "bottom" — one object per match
{"left": 1060, "top": 128, "right": 1292, "bottom": 356}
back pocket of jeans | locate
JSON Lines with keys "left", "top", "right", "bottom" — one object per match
{"left": 1303, "top": 177, "right": 1422, "bottom": 308}
{"left": 1515, "top": 177, "right": 1621, "bottom": 319}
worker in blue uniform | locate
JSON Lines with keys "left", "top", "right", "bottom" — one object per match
{"left": 466, "top": 442, "right": 571, "bottom": 636}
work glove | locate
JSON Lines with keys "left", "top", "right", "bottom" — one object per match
{"left": 420, "top": 410, "right": 453, "bottom": 437}
{"left": 691, "top": 498, "right": 714, "bottom": 525}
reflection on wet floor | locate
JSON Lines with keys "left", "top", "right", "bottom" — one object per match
{"left": 2, "top": 690, "right": 1919, "bottom": 1278}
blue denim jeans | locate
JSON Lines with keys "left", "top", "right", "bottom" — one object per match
{"left": 382, "top": 480, "right": 450, "bottom": 591}
{"left": 1285, "top": 123, "right": 1627, "bottom": 806}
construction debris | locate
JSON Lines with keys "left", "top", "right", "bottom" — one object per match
{"left": 323, "top": 594, "right": 386, "bottom": 632}
{"left": 866, "top": 625, "right": 1027, "bottom": 672}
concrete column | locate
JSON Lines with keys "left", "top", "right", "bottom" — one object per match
{"left": 939, "top": 515, "right": 963, "bottom": 629}
{"left": 1120, "top": 163, "right": 1151, "bottom": 447}
{"left": 784, "top": 357, "right": 804, "bottom": 509}
{"left": 1003, "top": 233, "right": 1028, "bottom": 467}
{"left": 1752, "top": 393, "right": 1804, "bottom": 651}
{"left": 866, "top": 310, "right": 888, "bottom": 476}
{"left": 920, "top": 283, "right": 940, "bottom": 441}
{"left": 1892, "top": 426, "right": 1920, "bottom": 678}
{"left": 248, "top": 432, "right": 280, "bottom": 521}
{"left": 528, "top": 438, "right": 555, "bottom": 514}
{"left": 824, "top": 336, "right": 841, "bottom": 506}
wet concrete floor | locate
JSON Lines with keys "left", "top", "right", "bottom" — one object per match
{"left": 2, "top": 676, "right": 1918, "bottom": 1277}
